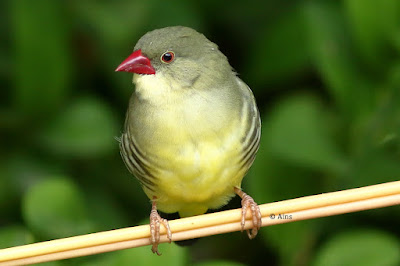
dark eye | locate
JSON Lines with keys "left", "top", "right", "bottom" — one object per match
{"left": 161, "top": 51, "right": 175, "bottom": 63}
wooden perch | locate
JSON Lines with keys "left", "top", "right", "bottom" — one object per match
{"left": 1, "top": 181, "right": 400, "bottom": 266}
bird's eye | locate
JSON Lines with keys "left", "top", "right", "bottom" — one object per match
{"left": 161, "top": 51, "right": 175, "bottom": 63}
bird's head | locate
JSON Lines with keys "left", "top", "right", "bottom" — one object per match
{"left": 115, "top": 26, "right": 232, "bottom": 88}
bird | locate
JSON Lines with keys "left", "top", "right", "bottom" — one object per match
{"left": 115, "top": 26, "right": 261, "bottom": 255}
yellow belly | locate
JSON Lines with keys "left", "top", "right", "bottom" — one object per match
{"left": 136, "top": 104, "right": 248, "bottom": 217}
{"left": 142, "top": 139, "right": 247, "bottom": 217}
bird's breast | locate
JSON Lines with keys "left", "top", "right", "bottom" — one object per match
{"left": 131, "top": 72, "right": 241, "bottom": 147}
{"left": 126, "top": 73, "right": 251, "bottom": 215}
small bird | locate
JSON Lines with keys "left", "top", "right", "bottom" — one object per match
{"left": 115, "top": 26, "right": 261, "bottom": 255}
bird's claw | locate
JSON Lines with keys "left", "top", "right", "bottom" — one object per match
{"left": 150, "top": 199, "right": 172, "bottom": 255}
{"left": 234, "top": 187, "right": 261, "bottom": 239}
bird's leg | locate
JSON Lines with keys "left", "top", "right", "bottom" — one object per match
{"left": 234, "top": 187, "right": 262, "bottom": 239}
{"left": 150, "top": 197, "right": 172, "bottom": 255}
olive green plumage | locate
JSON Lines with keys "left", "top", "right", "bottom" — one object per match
{"left": 119, "top": 26, "right": 261, "bottom": 217}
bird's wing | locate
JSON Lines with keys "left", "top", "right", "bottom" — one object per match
{"left": 120, "top": 131, "right": 157, "bottom": 192}
{"left": 236, "top": 77, "right": 261, "bottom": 174}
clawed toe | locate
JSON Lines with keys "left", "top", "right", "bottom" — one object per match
{"left": 234, "top": 187, "right": 261, "bottom": 239}
{"left": 150, "top": 198, "right": 172, "bottom": 255}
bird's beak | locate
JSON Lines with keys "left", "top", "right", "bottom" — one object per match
{"left": 115, "top": 49, "right": 156, "bottom": 74}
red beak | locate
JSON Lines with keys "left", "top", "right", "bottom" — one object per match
{"left": 115, "top": 49, "right": 155, "bottom": 74}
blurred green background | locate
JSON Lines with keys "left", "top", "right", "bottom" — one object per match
{"left": 1, "top": 0, "right": 400, "bottom": 265}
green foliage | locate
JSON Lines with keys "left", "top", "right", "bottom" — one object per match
{"left": 11, "top": 0, "right": 72, "bottom": 117}
{"left": 0, "top": 225, "right": 34, "bottom": 249}
{"left": 1, "top": 0, "right": 400, "bottom": 265}
{"left": 22, "top": 178, "right": 95, "bottom": 239}
{"left": 40, "top": 97, "right": 119, "bottom": 157}
{"left": 264, "top": 94, "right": 345, "bottom": 172}
{"left": 245, "top": 4, "right": 310, "bottom": 86}
{"left": 313, "top": 229, "right": 400, "bottom": 266}
{"left": 195, "top": 261, "right": 245, "bottom": 266}
{"left": 303, "top": 1, "right": 375, "bottom": 119}
{"left": 81, "top": 241, "right": 187, "bottom": 266}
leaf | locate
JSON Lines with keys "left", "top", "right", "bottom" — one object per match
{"left": 347, "top": 150, "right": 400, "bottom": 188}
{"left": 245, "top": 4, "right": 310, "bottom": 86}
{"left": 266, "top": 221, "right": 316, "bottom": 266}
{"left": 263, "top": 93, "right": 345, "bottom": 172}
{"left": 302, "top": 1, "right": 375, "bottom": 119}
{"left": 116, "top": 244, "right": 187, "bottom": 266}
{"left": 22, "top": 177, "right": 95, "bottom": 239}
{"left": 345, "top": 63, "right": 400, "bottom": 187}
{"left": 11, "top": 0, "right": 72, "bottom": 117}
{"left": 313, "top": 229, "right": 400, "bottom": 266}
{"left": 0, "top": 154, "right": 63, "bottom": 221}
{"left": 3, "top": 154, "right": 63, "bottom": 196}
{"left": 40, "top": 96, "right": 119, "bottom": 157}
{"left": 144, "top": 0, "right": 204, "bottom": 30}
{"left": 0, "top": 164, "right": 17, "bottom": 211}
{"left": 195, "top": 260, "right": 245, "bottom": 266}
{"left": 84, "top": 239, "right": 187, "bottom": 266}
{"left": 344, "top": 0, "right": 400, "bottom": 70}
{"left": 84, "top": 187, "right": 131, "bottom": 230}
{"left": 0, "top": 225, "right": 34, "bottom": 249}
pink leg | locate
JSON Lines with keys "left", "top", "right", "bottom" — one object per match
{"left": 150, "top": 197, "right": 172, "bottom": 255}
{"left": 234, "top": 187, "right": 261, "bottom": 239}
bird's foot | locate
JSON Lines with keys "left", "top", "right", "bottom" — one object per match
{"left": 150, "top": 198, "right": 172, "bottom": 255}
{"left": 234, "top": 187, "right": 261, "bottom": 239}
